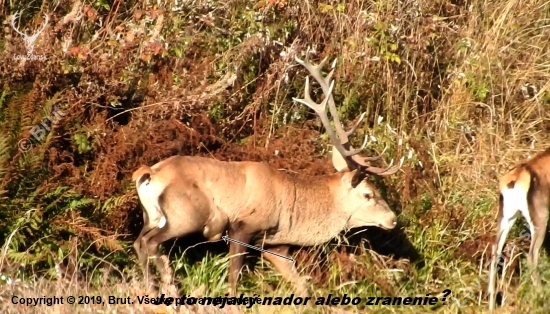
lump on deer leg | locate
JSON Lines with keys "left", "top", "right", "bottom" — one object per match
{"left": 203, "top": 209, "right": 229, "bottom": 241}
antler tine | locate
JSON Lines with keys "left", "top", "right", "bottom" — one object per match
{"left": 294, "top": 77, "right": 356, "bottom": 164}
{"left": 295, "top": 56, "right": 347, "bottom": 139}
{"left": 295, "top": 56, "right": 366, "bottom": 156}
{"left": 292, "top": 75, "right": 339, "bottom": 121}
{"left": 38, "top": 14, "right": 49, "bottom": 33}
{"left": 345, "top": 112, "right": 370, "bottom": 150}
{"left": 293, "top": 73, "right": 364, "bottom": 162}
{"left": 293, "top": 76, "right": 325, "bottom": 112}
{"left": 361, "top": 156, "right": 405, "bottom": 176}
{"left": 345, "top": 112, "right": 366, "bottom": 137}
{"left": 317, "top": 56, "right": 330, "bottom": 69}
{"left": 359, "top": 144, "right": 388, "bottom": 162}
{"left": 350, "top": 143, "right": 404, "bottom": 175}
{"left": 342, "top": 112, "right": 390, "bottom": 164}
{"left": 11, "top": 12, "right": 27, "bottom": 37}
{"left": 295, "top": 54, "right": 402, "bottom": 175}
{"left": 12, "top": 11, "right": 19, "bottom": 23}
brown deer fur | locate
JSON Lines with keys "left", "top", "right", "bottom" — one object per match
{"left": 132, "top": 56, "right": 403, "bottom": 298}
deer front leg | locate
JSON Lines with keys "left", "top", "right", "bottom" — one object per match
{"left": 261, "top": 245, "right": 310, "bottom": 298}
{"left": 227, "top": 228, "right": 253, "bottom": 297}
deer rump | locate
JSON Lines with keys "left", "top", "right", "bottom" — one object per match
{"left": 488, "top": 147, "right": 550, "bottom": 310}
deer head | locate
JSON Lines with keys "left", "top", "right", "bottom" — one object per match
{"left": 293, "top": 55, "right": 403, "bottom": 230}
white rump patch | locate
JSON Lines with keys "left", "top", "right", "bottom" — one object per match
{"left": 501, "top": 184, "right": 533, "bottom": 232}
{"left": 136, "top": 176, "right": 166, "bottom": 230}
{"left": 158, "top": 215, "right": 167, "bottom": 229}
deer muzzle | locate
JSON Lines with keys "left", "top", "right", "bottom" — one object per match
{"left": 378, "top": 216, "right": 398, "bottom": 230}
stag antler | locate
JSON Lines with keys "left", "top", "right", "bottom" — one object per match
{"left": 293, "top": 55, "right": 402, "bottom": 176}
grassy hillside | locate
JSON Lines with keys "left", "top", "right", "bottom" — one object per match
{"left": 0, "top": 0, "right": 549, "bottom": 313}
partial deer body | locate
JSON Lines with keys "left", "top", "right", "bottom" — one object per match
{"left": 488, "top": 148, "right": 550, "bottom": 310}
{"left": 132, "top": 56, "right": 402, "bottom": 298}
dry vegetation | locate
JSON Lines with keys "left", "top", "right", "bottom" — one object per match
{"left": 0, "top": 0, "right": 549, "bottom": 313}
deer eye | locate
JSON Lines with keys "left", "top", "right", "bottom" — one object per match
{"left": 363, "top": 192, "right": 373, "bottom": 200}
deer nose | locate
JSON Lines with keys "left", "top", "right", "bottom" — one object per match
{"left": 378, "top": 218, "right": 397, "bottom": 230}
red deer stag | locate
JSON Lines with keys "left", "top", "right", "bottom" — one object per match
{"left": 488, "top": 148, "right": 550, "bottom": 310}
{"left": 132, "top": 55, "right": 403, "bottom": 297}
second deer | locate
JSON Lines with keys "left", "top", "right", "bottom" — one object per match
{"left": 488, "top": 148, "right": 550, "bottom": 310}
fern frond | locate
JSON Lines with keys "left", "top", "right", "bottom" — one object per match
{"left": 69, "top": 198, "right": 95, "bottom": 210}
{"left": 0, "top": 89, "right": 14, "bottom": 123}
{"left": 100, "top": 194, "right": 133, "bottom": 213}
{"left": 0, "top": 134, "right": 10, "bottom": 181}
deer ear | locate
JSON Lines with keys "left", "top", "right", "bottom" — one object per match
{"left": 341, "top": 166, "right": 365, "bottom": 188}
{"left": 341, "top": 171, "right": 353, "bottom": 188}
{"left": 331, "top": 145, "right": 348, "bottom": 171}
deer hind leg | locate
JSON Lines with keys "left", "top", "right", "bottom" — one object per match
{"left": 134, "top": 211, "right": 158, "bottom": 291}
{"left": 261, "top": 245, "right": 309, "bottom": 298}
{"left": 139, "top": 204, "right": 218, "bottom": 297}
{"left": 142, "top": 227, "right": 180, "bottom": 297}
{"left": 525, "top": 192, "right": 549, "bottom": 287}
{"left": 488, "top": 214, "right": 517, "bottom": 311}
{"left": 489, "top": 182, "right": 532, "bottom": 310}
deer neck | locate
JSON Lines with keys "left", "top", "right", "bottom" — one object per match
{"left": 265, "top": 173, "right": 351, "bottom": 246}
